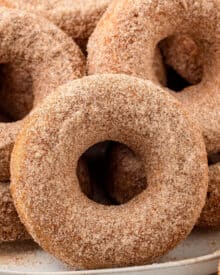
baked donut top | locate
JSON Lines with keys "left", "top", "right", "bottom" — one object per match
{"left": 11, "top": 74, "right": 208, "bottom": 268}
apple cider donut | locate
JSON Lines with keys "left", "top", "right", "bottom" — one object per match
{"left": 88, "top": 0, "right": 220, "bottom": 153}
{"left": 198, "top": 154, "right": 220, "bottom": 228}
{"left": 11, "top": 74, "right": 208, "bottom": 268}
{"left": 0, "top": 182, "right": 30, "bottom": 242}
{"left": 0, "top": 0, "right": 111, "bottom": 50}
{"left": 0, "top": 7, "right": 85, "bottom": 181}
{"left": 107, "top": 146, "right": 220, "bottom": 228}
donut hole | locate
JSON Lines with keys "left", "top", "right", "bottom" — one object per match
{"left": 208, "top": 152, "right": 220, "bottom": 166}
{"left": 0, "top": 63, "right": 34, "bottom": 122}
{"left": 77, "top": 141, "right": 115, "bottom": 205}
{"left": 158, "top": 34, "right": 204, "bottom": 92}
{"left": 76, "top": 141, "right": 147, "bottom": 205}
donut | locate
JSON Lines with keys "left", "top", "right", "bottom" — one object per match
{"left": 0, "top": 7, "right": 85, "bottom": 181}
{"left": 198, "top": 153, "right": 220, "bottom": 228}
{"left": 0, "top": 182, "right": 30, "bottom": 242}
{"left": 107, "top": 145, "right": 220, "bottom": 228}
{"left": 0, "top": 0, "right": 111, "bottom": 51}
{"left": 159, "top": 35, "right": 203, "bottom": 85}
{"left": 11, "top": 74, "right": 208, "bottom": 268}
{"left": 87, "top": 0, "right": 220, "bottom": 153}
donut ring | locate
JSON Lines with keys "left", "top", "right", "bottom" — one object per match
{"left": 0, "top": 0, "right": 111, "bottom": 51}
{"left": 88, "top": 0, "right": 220, "bottom": 153}
{"left": 0, "top": 7, "right": 85, "bottom": 181}
{"left": 107, "top": 145, "right": 220, "bottom": 228}
{"left": 11, "top": 74, "right": 208, "bottom": 268}
{"left": 160, "top": 35, "right": 203, "bottom": 85}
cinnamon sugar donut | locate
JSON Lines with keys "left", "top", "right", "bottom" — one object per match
{"left": 88, "top": 0, "right": 220, "bottom": 153}
{"left": 198, "top": 155, "right": 220, "bottom": 228}
{"left": 107, "top": 146, "right": 220, "bottom": 228}
{"left": 0, "top": 0, "right": 111, "bottom": 50}
{"left": 11, "top": 74, "right": 208, "bottom": 268}
{"left": 160, "top": 35, "right": 203, "bottom": 85}
{"left": 0, "top": 7, "right": 85, "bottom": 181}
{"left": 0, "top": 182, "right": 30, "bottom": 242}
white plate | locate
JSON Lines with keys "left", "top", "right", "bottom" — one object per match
{"left": 0, "top": 229, "right": 220, "bottom": 275}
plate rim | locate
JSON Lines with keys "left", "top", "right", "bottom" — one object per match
{"left": 1, "top": 250, "right": 220, "bottom": 274}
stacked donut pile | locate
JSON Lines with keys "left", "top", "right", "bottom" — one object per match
{"left": 0, "top": 0, "right": 219, "bottom": 270}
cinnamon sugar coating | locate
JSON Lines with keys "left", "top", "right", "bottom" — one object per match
{"left": 0, "top": 1, "right": 167, "bottom": 78}
{"left": 160, "top": 35, "right": 203, "bottom": 85}
{"left": 0, "top": 182, "right": 30, "bottom": 242}
{"left": 0, "top": 154, "right": 90, "bottom": 243}
{"left": 11, "top": 74, "right": 208, "bottom": 268}
{"left": 107, "top": 145, "right": 220, "bottom": 228}
{"left": 198, "top": 161, "right": 220, "bottom": 228}
{"left": 88, "top": 0, "right": 220, "bottom": 153}
{"left": 0, "top": 0, "right": 111, "bottom": 50}
{"left": 0, "top": 7, "right": 85, "bottom": 181}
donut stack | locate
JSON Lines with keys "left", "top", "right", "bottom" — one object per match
{"left": 0, "top": 0, "right": 219, "bottom": 270}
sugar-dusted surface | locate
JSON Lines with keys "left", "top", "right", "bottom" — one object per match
{"left": 0, "top": 155, "right": 91, "bottom": 245}
{"left": 198, "top": 163, "right": 220, "bottom": 228}
{"left": 0, "top": 0, "right": 112, "bottom": 50}
{"left": 87, "top": 0, "right": 220, "bottom": 154}
{"left": 11, "top": 74, "right": 208, "bottom": 269}
{"left": 0, "top": 182, "right": 30, "bottom": 242}
{"left": 0, "top": 8, "right": 85, "bottom": 241}
{"left": 106, "top": 145, "right": 220, "bottom": 228}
